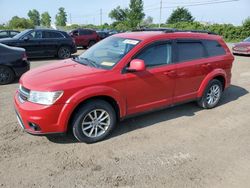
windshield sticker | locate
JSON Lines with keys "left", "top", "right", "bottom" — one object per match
{"left": 123, "top": 39, "right": 139, "bottom": 45}
{"left": 101, "top": 62, "right": 115, "bottom": 66}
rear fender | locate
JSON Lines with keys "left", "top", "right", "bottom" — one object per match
{"left": 197, "top": 69, "right": 227, "bottom": 98}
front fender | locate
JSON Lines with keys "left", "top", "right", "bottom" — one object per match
{"left": 57, "top": 85, "right": 127, "bottom": 132}
{"left": 197, "top": 69, "right": 227, "bottom": 98}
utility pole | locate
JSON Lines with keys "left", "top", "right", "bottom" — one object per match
{"left": 69, "top": 13, "right": 72, "bottom": 25}
{"left": 100, "top": 9, "right": 103, "bottom": 26}
{"left": 159, "top": 0, "right": 162, "bottom": 28}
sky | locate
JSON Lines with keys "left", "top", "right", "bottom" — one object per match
{"left": 0, "top": 0, "right": 249, "bottom": 26}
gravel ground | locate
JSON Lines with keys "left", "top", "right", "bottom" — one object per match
{"left": 0, "top": 45, "right": 250, "bottom": 188}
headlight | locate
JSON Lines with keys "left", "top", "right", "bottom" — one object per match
{"left": 28, "top": 91, "right": 63, "bottom": 105}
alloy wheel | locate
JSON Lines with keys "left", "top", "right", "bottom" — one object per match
{"left": 81, "top": 109, "right": 111, "bottom": 138}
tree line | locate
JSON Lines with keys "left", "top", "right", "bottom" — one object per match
{"left": 0, "top": 7, "right": 67, "bottom": 29}
{"left": 0, "top": 0, "right": 249, "bottom": 42}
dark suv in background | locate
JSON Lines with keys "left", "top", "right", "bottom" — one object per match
{"left": 69, "top": 28, "right": 100, "bottom": 48}
{"left": 0, "top": 29, "right": 77, "bottom": 59}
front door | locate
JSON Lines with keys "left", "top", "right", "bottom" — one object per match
{"left": 125, "top": 41, "right": 176, "bottom": 115}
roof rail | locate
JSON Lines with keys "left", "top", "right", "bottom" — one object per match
{"left": 132, "top": 28, "right": 217, "bottom": 35}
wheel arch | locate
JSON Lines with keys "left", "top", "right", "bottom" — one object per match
{"left": 197, "top": 69, "right": 227, "bottom": 98}
{"left": 59, "top": 86, "right": 127, "bottom": 133}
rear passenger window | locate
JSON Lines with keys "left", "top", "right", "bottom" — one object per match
{"left": 0, "top": 31, "right": 8, "bottom": 37}
{"left": 203, "top": 40, "right": 226, "bottom": 57}
{"left": 177, "top": 41, "right": 205, "bottom": 62}
{"left": 44, "top": 31, "right": 64, "bottom": 38}
{"left": 136, "top": 43, "right": 172, "bottom": 67}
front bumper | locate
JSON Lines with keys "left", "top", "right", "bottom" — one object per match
{"left": 14, "top": 91, "right": 72, "bottom": 135}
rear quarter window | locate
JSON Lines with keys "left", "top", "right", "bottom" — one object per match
{"left": 203, "top": 40, "right": 226, "bottom": 57}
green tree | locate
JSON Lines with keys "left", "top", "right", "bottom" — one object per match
{"left": 28, "top": 9, "right": 40, "bottom": 26}
{"left": 55, "top": 7, "right": 67, "bottom": 26}
{"left": 142, "top": 16, "right": 153, "bottom": 26}
{"left": 109, "top": 0, "right": 145, "bottom": 30}
{"left": 8, "top": 16, "right": 34, "bottom": 29}
{"left": 109, "top": 6, "right": 129, "bottom": 22}
{"left": 41, "top": 12, "right": 51, "bottom": 27}
{"left": 167, "top": 7, "right": 194, "bottom": 24}
{"left": 128, "top": 0, "right": 145, "bottom": 28}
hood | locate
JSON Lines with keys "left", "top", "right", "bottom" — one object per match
{"left": 234, "top": 41, "right": 250, "bottom": 47}
{"left": 20, "top": 59, "right": 106, "bottom": 90}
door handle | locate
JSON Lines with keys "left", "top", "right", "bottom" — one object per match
{"left": 201, "top": 63, "right": 211, "bottom": 68}
{"left": 164, "top": 70, "right": 176, "bottom": 77}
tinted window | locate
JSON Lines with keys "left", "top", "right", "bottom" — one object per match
{"left": 10, "top": 31, "right": 19, "bottom": 37}
{"left": 0, "top": 31, "right": 8, "bottom": 37}
{"left": 203, "top": 40, "right": 226, "bottom": 57}
{"left": 79, "top": 30, "right": 93, "bottom": 35}
{"left": 177, "top": 41, "right": 205, "bottom": 62}
{"left": 43, "top": 31, "right": 64, "bottom": 38}
{"left": 136, "top": 43, "right": 172, "bottom": 67}
{"left": 25, "top": 31, "right": 43, "bottom": 39}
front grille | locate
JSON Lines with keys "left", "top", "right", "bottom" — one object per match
{"left": 18, "top": 85, "right": 30, "bottom": 102}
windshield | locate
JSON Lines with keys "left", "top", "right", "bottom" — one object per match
{"left": 75, "top": 36, "right": 140, "bottom": 69}
{"left": 243, "top": 37, "right": 250, "bottom": 42}
{"left": 13, "top": 29, "right": 32, "bottom": 39}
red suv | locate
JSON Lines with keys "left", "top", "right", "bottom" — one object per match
{"left": 14, "top": 29, "right": 234, "bottom": 143}
{"left": 69, "top": 28, "right": 100, "bottom": 48}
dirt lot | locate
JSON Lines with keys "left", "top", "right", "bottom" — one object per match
{"left": 0, "top": 45, "right": 250, "bottom": 188}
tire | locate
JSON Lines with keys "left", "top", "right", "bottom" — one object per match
{"left": 88, "top": 40, "right": 96, "bottom": 48}
{"left": 198, "top": 79, "right": 223, "bottom": 109}
{"left": 57, "top": 46, "right": 71, "bottom": 59}
{"left": 0, "top": 65, "right": 15, "bottom": 85}
{"left": 72, "top": 100, "right": 117, "bottom": 143}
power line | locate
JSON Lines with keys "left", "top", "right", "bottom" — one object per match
{"left": 159, "top": 0, "right": 162, "bottom": 28}
{"left": 145, "top": 0, "right": 239, "bottom": 11}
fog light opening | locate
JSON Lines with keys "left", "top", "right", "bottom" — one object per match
{"left": 28, "top": 122, "right": 41, "bottom": 131}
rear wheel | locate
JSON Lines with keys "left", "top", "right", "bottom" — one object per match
{"left": 198, "top": 79, "right": 223, "bottom": 109}
{"left": 58, "top": 46, "right": 71, "bottom": 59}
{"left": 88, "top": 40, "right": 96, "bottom": 48}
{"left": 72, "top": 100, "right": 116, "bottom": 143}
{"left": 0, "top": 65, "right": 15, "bottom": 85}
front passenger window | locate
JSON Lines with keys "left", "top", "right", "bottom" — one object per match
{"left": 135, "top": 43, "right": 172, "bottom": 67}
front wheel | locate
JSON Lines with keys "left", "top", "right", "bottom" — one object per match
{"left": 72, "top": 100, "right": 117, "bottom": 143}
{"left": 198, "top": 79, "right": 223, "bottom": 109}
{"left": 57, "top": 46, "right": 71, "bottom": 59}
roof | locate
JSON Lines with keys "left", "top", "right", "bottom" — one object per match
{"left": 115, "top": 31, "right": 221, "bottom": 41}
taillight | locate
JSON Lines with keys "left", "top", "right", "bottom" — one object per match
{"left": 22, "top": 53, "right": 27, "bottom": 61}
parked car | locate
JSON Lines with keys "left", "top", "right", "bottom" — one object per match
{"left": 0, "top": 29, "right": 77, "bottom": 59}
{"left": 14, "top": 29, "right": 234, "bottom": 143}
{"left": 0, "top": 43, "right": 29, "bottom": 85}
{"left": 0, "top": 30, "right": 20, "bottom": 39}
{"left": 96, "top": 31, "right": 109, "bottom": 40}
{"left": 232, "top": 37, "right": 250, "bottom": 55}
{"left": 69, "top": 28, "right": 100, "bottom": 48}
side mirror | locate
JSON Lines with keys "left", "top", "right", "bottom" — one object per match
{"left": 126, "top": 59, "right": 146, "bottom": 72}
{"left": 23, "top": 36, "right": 29, "bottom": 41}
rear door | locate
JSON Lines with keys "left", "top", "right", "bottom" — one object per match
{"left": 173, "top": 39, "right": 209, "bottom": 103}
{"left": 42, "top": 31, "right": 65, "bottom": 56}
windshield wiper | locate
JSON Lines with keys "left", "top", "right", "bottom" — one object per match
{"left": 71, "top": 56, "right": 88, "bottom": 65}
{"left": 79, "top": 57, "right": 99, "bottom": 68}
